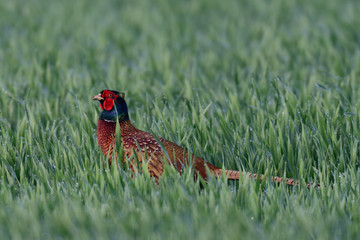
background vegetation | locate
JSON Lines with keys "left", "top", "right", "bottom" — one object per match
{"left": 1, "top": 0, "right": 359, "bottom": 239}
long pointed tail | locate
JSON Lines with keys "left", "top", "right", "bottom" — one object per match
{"left": 216, "top": 169, "right": 322, "bottom": 189}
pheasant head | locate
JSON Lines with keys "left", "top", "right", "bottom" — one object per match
{"left": 92, "top": 89, "right": 129, "bottom": 122}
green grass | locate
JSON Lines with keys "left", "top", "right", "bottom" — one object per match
{"left": 1, "top": 0, "right": 360, "bottom": 239}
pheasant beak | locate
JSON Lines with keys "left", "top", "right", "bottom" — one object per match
{"left": 92, "top": 93, "right": 104, "bottom": 101}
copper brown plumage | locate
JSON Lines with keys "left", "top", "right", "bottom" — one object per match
{"left": 93, "top": 90, "right": 321, "bottom": 188}
{"left": 96, "top": 119, "right": 116, "bottom": 164}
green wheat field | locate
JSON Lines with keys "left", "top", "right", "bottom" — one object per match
{"left": 1, "top": 0, "right": 360, "bottom": 239}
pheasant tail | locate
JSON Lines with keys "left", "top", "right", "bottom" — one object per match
{"left": 212, "top": 168, "right": 320, "bottom": 188}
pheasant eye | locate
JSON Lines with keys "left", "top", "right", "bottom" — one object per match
{"left": 108, "top": 94, "right": 113, "bottom": 97}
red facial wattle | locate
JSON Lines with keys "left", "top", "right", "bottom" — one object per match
{"left": 103, "top": 98, "right": 114, "bottom": 111}
{"left": 99, "top": 90, "right": 119, "bottom": 111}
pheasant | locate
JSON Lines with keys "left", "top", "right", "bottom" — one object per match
{"left": 93, "top": 89, "right": 318, "bottom": 188}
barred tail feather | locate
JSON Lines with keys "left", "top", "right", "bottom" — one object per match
{"left": 214, "top": 169, "right": 321, "bottom": 189}
{"left": 224, "top": 169, "right": 240, "bottom": 180}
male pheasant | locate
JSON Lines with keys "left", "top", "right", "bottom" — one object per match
{"left": 93, "top": 89, "right": 317, "bottom": 187}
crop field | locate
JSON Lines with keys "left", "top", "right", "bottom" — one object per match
{"left": 1, "top": 0, "right": 360, "bottom": 239}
